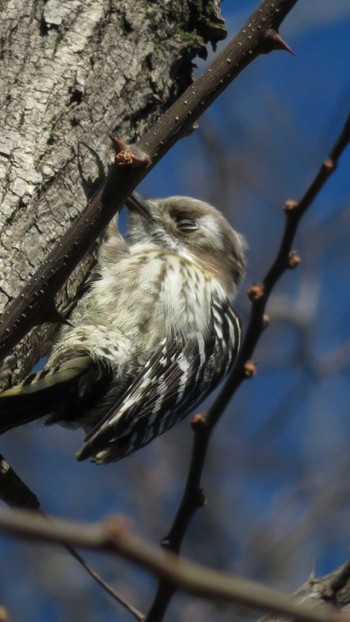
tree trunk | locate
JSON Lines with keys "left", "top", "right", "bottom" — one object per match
{"left": 0, "top": 0, "right": 226, "bottom": 391}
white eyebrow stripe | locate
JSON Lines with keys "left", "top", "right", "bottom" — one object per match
{"left": 197, "top": 214, "right": 224, "bottom": 249}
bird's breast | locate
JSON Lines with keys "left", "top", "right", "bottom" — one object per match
{"left": 93, "top": 249, "right": 226, "bottom": 346}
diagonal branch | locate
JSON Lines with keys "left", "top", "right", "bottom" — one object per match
{"left": 0, "top": 0, "right": 298, "bottom": 365}
{"left": 0, "top": 506, "right": 347, "bottom": 622}
{"left": 146, "top": 113, "right": 350, "bottom": 620}
{"left": 209, "top": 112, "right": 350, "bottom": 424}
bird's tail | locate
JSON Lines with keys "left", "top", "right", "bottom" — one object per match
{"left": 0, "top": 356, "right": 99, "bottom": 434}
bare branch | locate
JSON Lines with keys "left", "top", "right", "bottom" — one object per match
{"left": 208, "top": 115, "right": 350, "bottom": 424}
{"left": 0, "top": 506, "right": 347, "bottom": 622}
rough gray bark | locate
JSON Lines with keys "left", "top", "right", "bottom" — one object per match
{"left": 0, "top": 0, "right": 226, "bottom": 392}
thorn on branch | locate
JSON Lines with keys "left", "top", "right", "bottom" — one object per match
{"left": 307, "top": 561, "right": 317, "bottom": 583}
{"left": 263, "top": 29, "right": 295, "bottom": 56}
{"left": 263, "top": 314, "right": 270, "bottom": 329}
{"left": 247, "top": 283, "right": 264, "bottom": 302}
{"left": 287, "top": 251, "right": 301, "bottom": 269}
{"left": 109, "top": 135, "right": 151, "bottom": 169}
{"left": 244, "top": 360, "right": 257, "bottom": 378}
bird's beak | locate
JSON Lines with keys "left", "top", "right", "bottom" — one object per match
{"left": 125, "top": 193, "right": 158, "bottom": 222}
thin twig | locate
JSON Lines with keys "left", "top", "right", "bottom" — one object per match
{"left": 146, "top": 113, "right": 350, "bottom": 619}
{"left": 0, "top": 506, "right": 347, "bottom": 622}
{"left": 66, "top": 545, "right": 145, "bottom": 621}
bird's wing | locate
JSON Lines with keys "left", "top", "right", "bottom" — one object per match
{"left": 0, "top": 356, "right": 106, "bottom": 433}
{"left": 77, "top": 302, "right": 241, "bottom": 463}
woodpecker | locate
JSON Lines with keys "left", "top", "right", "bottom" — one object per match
{"left": 0, "top": 195, "right": 246, "bottom": 463}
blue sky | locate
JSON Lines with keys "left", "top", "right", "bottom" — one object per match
{"left": 1, "top": 3, "right": 350, "bottom": 621}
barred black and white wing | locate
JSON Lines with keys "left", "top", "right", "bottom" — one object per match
{"left": 77, "top": 298, "right": 241, "bottom": 463}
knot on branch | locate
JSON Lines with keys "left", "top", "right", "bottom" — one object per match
{"left": 244, "top": 360, "right": 257, "bottom": 378}
{"left": 191, "top": 413, "right": 207, "bottom": 430}
{"left": 103, "top": 515, "right": 130, "bottom": 542}
{"left": 247, "top": 283, "right": 264, "bottom": 302}
{"left": 109, "top": 135, "right": 151, "bottom": 169}
{"left": 284, "top": 199, "right": 299, "bottom": 212}
{"left": 324, "top": 157, "right": 336, "bottom": 172}
{"left": 287, "top": 251, "right": 301, "bottom": 269}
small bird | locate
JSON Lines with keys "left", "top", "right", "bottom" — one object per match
{"left": 0, "top": 195, "right": 246, "bottom": 463}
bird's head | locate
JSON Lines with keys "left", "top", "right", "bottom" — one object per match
{"left": 125, "top": 194, "right": 246, "bottom": 295}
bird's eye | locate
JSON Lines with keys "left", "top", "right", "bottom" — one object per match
{"left": 177, "top": 219, "right": 199, "bottom": 233}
